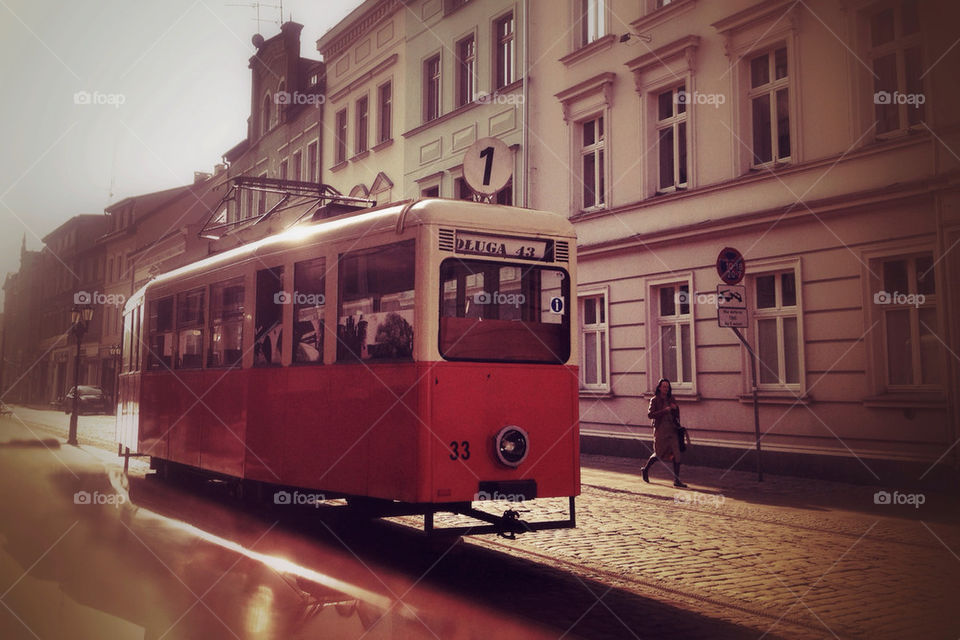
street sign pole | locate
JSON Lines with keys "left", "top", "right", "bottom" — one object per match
{"left": 731, "top": 327, "right": 763, "bottom": 482}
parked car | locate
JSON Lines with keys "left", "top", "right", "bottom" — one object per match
{"left": 62, "top": 386, "right": 108, "bottom": 415}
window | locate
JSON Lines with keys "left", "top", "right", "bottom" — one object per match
{"left": 456, "top": 34, "right": 476, "bottom": 107}
{"left": 868, "top": 0, "right": 924, "bottom": 134}
{"left": 424, "top": 55, "right": 441, "bottom": 122}
{"left": 455, "top": 176, "right": 473, "bottom": 200}
{"left": 176, "top": 288, "right": 204, "bottom": 369}
{"left": 496, "top": 181, "right": 513, "bottom": 205}
{"left": 293, "top": 258, "right": 326, "bottom": 364}
{"left": 440, "top": 259, "right": 570, "bottom": 363}
{"left": 656, "top": 85, "right": 688, "bottom": 191}
{"left": 749, "top": 46, "right": 790, "bottom": 166}
{"left": 355, "top": 96, "right": 369, "bottom": 154}
{"left": 254, "top": 267, "right": 284, "bottom": 367}
{"left": 292, "top": 150, "right": 302, "bottom": 181}
{"left": 656, "top": 284, "right": 692, "bottom": 385}
{"left": 577, "top": 0, "right": 606, "bottom": 48}
{"left": 580, "top": 292, "right": 608, "bottom": 390}
{"left": 378, "top": 82, "right": 392, "bottom": 143}
{"left": 495, "top": 13, "right": 515, "bottom": 89}
{"left": 581, "top": 115, "right": 605, "bottom": 209}
{"left": 421, "top": 185, "right": 440, "bottom": 198}
{"left": 753, "top": 272, "right": 800, "bottom": 386}
{"left": 875, "top": 253, "right": 941, "bottom": 387}
{"left": 338, "top": 242, "right": 415, "bottom": 362}
{"left": 209, "top": 278, "right": 244, "bottom": 368}
{"left": 307, "top": 141, "right": 318, "bottom": 182}
{"left": 335, "top": 109, "right": 347, "bottom": 164}
{"left": 279, "top": 160, "right": 288, "bottom": 182}
{"left": 147, "top": 296, "right": 174, "bottom": 370}
{"left": 262, "top": 94, "right": 272, "bottom": 136}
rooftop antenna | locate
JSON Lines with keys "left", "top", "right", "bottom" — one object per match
{"left": 225, "top": 1, "right": 283, "bottom": 33}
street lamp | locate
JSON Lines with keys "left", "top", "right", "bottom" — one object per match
{"left": 67, "top": 304, "right": 94, "bottom": 446}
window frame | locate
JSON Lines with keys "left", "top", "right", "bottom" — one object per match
{"left": 494, "top": 11, "right": 515, "bottom": 90}
{"left": 646, "top": 275, "right": 697, "bottom": 395}
{"left": 456, "top": 32, "right": 478, "bottom": 108}
{"left": 423, "top": 53, "right": 442, "bottom": 123}
{"left": 578, "top": 286, "right": 611, "bottom": 393}
{"left": 334, "top": 108, "right": 348, "bottom": 165}
{"left": 355, "top": 94, "right": 369, "bottom": 155}
{"left": 175, "top": 287, "right": 205, "bottom": 370}
{"left": 654, "top": 84, "right": 689, "bottom": 193}
{"left": 747, "top": 259, "right": 805, "bottom": 392}
{"left": 747, "top": 44, "right": 792, "bottom": 168}
{"left": 578, "top": 113, "right": 607, "bottom": 212}
{"left": 207, "top": 277, "right": 245, "bottom": 369}
{"left": 863, "top": 0, "right": 926, "bottom": 137}
{"left": 377, "top": 80, "right": 392, "bottom": 144}
{"left": 863, "top": 247, "right": 944, "bottom": 392}
{"left": 575, "top": 0, "right": 607, "bottom": 50}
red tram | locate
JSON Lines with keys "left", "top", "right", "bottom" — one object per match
{"left": 116, "top": 199, "right": 579, "bottom": 535}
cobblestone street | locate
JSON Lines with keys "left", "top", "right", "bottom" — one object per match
{"left": 6, "top": 407, "right": 960, "bottom": 639}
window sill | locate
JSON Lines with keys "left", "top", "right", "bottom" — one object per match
{"left": 862, "top": 392, "right": 947, "bottom": 410}
{"left": 579, "top": 388, "right": 613, "bottom": 399}
{"left": 560, "top": 34, "right": 617, "bottom": 67}
{"left": 738, "top": 392, "right": 811, "bottom": 405}
{"left": 350, "top": 150, "right": 370, "bottom": 162}
{"left": 750, "top": 160, "right": 792, "bottom": 172}
{"left": 372, "top": 138, "right": 393, "bottom": 151}
{"left": 330, "top": 161, "right": 348, "bottom": 173}
{"left": 631, "top": 0, "right": 696, "bottom": 32}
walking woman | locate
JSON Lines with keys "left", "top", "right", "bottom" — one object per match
{"left": 641, "top": 378, "right": 689, "bottom": 488}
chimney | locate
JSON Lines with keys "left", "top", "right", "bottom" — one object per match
{"left": 214, "top": 163, "right": 227, "bottom": 176}
{"left": 194, "top": 171, "right": 212, "bottom": 184}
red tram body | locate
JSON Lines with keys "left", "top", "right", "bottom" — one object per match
{"left": 117, "top": 199, "right": 579, "bottom": 534}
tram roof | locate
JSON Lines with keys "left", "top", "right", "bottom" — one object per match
{"left": 124, "top": 198, "right": 574, "bottom": 313}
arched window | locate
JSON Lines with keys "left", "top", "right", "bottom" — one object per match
{"left": 276, "top": 80, "right": 286, "bottom": 123}
{"left": 262, "top": 93, "right": 272, "bottom": 136}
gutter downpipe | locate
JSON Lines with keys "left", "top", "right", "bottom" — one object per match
{"left": 522, "top": 0, "right": 529, "bottom": 208}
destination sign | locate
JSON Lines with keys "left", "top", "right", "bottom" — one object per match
{"left": 455, "top": 231, "right": 548, "bottom": 260}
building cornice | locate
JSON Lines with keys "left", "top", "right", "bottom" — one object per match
{"left": 316, "top": 0, "right": 401, "bottom": 60}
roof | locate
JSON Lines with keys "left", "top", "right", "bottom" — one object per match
{"left": 126, "top": 199, "right": 575, "bottom": 312}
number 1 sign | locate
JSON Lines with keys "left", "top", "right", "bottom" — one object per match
{"left": 463, "top": 136, "right": 512, "bottom": 196}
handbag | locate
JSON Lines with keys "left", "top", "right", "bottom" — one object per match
{"left": 677, "top": 426, "right": 688, "bottom": 452}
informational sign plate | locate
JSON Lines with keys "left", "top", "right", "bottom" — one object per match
{"left": 463, "top": 137, "right": 512, "bottom": 196}
{"left": 455, "top": 231, "right": 547, "bottom": 260}
{"left": 718, "top": 308, "right": 748, "bottom": 328}
{"left": 717, "top": 247, "right": 746, "bottom": 285}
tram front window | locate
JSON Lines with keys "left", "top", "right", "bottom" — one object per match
{"left": 439, "top": 259, "right": 570, "bottom": 363}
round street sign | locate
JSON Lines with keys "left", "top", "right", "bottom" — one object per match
{"left": 463, "top": 137, "right": 512, "bottom": 196}
{"left": 717, "top": 247, "right": 746, "bottom": 285}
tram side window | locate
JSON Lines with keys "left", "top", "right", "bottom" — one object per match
{"left": 209, "top": 278, "right": 244, "bottom": 368}
{"left": 122, "top": 311, "right": 133, "bottom": 373}
{"left": 293, "top": 258, "right": 326, "bottom": 364}
{"left": 255, "top": 267, "right": 284, "bottom": 366}
{"left": 147, "top": 297, "right": 174, "bottom": 370}
{"left": 338, "top": 241, "right": 415, "bottom": 361}
{"left": 177, "top": 288, "right": 205, "bottom": 369}
{"left": 134, "top": 305, "right": 142, "bottom": 371}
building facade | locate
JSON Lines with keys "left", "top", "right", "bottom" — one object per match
{"left": 525, "top": 0, "right": 960, "bottom": 479}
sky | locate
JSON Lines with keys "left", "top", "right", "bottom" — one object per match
{"left": 0, "top": 0, "right": 363, "bottom": 309}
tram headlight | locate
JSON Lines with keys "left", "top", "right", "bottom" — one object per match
{"left": 495, "top": 426, "right": 529, "bottom": 467}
